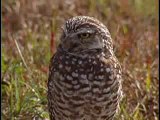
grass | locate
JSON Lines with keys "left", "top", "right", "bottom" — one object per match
{"left": 2, "top": 0, "right": 158, "bottom": 120}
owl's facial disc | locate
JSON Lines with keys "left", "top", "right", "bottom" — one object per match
{"left": 60, "top": 28, "right": 103, "bottom": 54}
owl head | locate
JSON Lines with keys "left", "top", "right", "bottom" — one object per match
{"left": 59, "top": 16, "right": 113, "bottom": 57}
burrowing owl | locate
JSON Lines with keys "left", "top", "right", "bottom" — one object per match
{"left": 47, "top": 16, "right": 122, "bottom": 120}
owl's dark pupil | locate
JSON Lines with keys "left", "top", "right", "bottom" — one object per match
{"left": 79, "top": 33, "right": 90, "bottom": 38}
{"left": 82, "top": 33, "right": 88, "bottom": 37}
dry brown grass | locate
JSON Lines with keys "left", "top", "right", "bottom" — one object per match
{"left": 2, "top": 0, "right": 158, "bottom": 120}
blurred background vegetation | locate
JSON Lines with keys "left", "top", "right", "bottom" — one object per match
{"left": 2, "top": 0, "right": 158, "bottom": 120}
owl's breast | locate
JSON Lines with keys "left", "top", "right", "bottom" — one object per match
{"left": 50, "top": 53, "right": 121, "bottom": 101}
{"left": 48, "top": 52, "right": 122, "bottom": 119}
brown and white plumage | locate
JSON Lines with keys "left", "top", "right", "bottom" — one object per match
{"left": 47, "top": 16, "right": 123, "bottom": 120}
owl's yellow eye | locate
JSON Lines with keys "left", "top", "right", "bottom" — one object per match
{"left": 79, "top": 33, "right": 91, "bottom": 39}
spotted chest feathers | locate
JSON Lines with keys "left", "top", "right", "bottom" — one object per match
{"left": 48, "top": 51, "right": 122, "bottom": 120}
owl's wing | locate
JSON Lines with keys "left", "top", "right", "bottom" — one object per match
{"left": 99, "top": 56, "right": 123, "bottom": 118}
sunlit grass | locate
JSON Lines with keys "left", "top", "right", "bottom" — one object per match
{"left": 2, "top": 0, "right": 158, "bottom": 120}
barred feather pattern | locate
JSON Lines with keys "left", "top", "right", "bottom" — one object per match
{"left": 47, "top": 16, "right": 123, "bottom": 120}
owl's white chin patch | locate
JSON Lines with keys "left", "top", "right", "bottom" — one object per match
{"left": 82, "top": 49, "right": 102, "bottom": 53}
{"left": 65, "top": 48, "right": 103, "bottom": 59}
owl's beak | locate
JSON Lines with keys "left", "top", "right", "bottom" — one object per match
{"left": 61, "top": 35, "right": 79, "bottom": 52}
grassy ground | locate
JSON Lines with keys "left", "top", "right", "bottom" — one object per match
{"left": 2, "top": 0, "right": 159, "bottom": 120}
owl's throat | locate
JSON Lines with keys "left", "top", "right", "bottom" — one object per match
{"left": 60, "top": 47, "right": 105, "bottom": 59}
